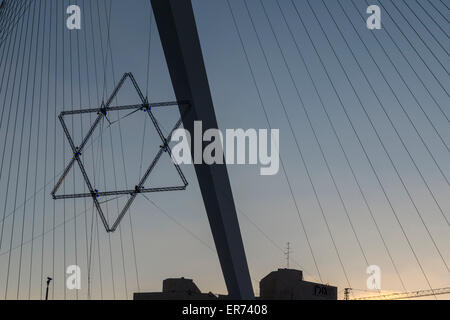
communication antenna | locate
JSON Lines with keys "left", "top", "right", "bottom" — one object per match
{"left": 284, "top": 242, "right": 292, "bottom": 269}
{"left": 344, "top": 288, "right": 351, "bottom": 301}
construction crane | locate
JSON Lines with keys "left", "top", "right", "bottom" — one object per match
{"left": 344, "top": 287, "right": 450, "bottom": 300}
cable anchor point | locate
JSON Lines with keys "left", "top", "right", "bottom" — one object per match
{"left": 91, "top": 189, "right": 100, "bottom": 199}
{"left": 160, "top": 141, "right": 169, "bottom": 153}
{"left": 142, "top": 97, "right": 151, "bottom": 112}
{"left": 74, "top": 147, "right": 82, "bottom": 158}
{"left": 134, "top": 185, "right": 143, "bottom": 194}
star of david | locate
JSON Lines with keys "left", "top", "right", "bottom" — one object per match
{"left": 51, "top": 73, "right": 189, "bottom": 232}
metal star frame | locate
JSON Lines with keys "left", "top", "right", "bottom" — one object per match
{"left": 51, "top": 73, "right": 189, "bottom": 232}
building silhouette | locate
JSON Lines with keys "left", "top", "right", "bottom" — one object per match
{"left": 134, "top": 269, "right": 337, "bottom": 300}
{"left": 134, "top": 277, "right": 217, "bottom": 300}
{"left": 259, "top": 269, "right": 337, "bottom": 300}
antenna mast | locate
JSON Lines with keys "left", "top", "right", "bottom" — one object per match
{"left": 285, "top": 242, "right": 292, "bottom": 269}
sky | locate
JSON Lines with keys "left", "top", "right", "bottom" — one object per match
{"left": 0, "top": 0, "right": 448, "bottom": 300}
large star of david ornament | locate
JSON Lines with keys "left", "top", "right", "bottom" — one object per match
{"left": 51, "top": 73, "right": 189, "bottom": 232}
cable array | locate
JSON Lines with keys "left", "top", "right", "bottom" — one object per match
{"left": 0, "top": 0, "right": 448, "bottom": 299}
